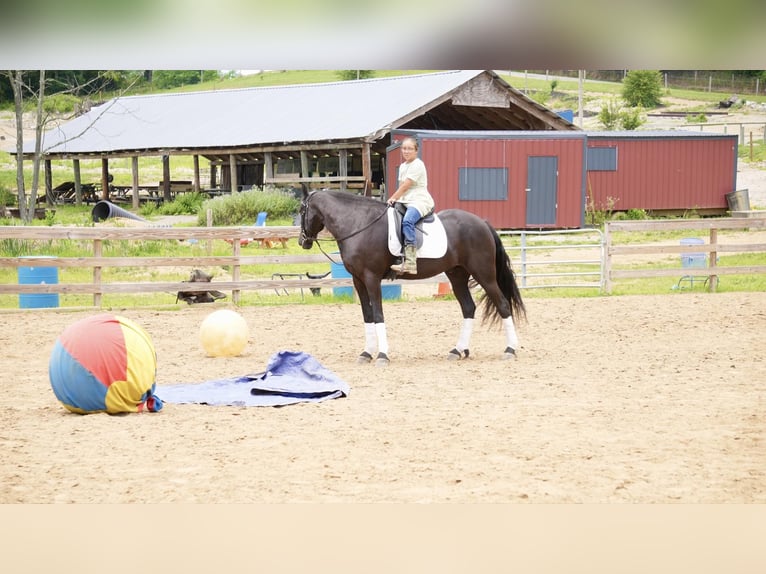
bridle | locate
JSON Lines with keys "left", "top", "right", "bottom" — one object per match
{"left": 300, "top": 191, "right": 389, "bottom": 261}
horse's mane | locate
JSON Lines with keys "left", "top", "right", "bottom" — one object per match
{"left": 314, "top": 189, "right": 387, "bottom": 211}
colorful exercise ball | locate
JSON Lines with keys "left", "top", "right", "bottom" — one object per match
{"left": 49, "top": 313, "right": 163, "bottom": 414}
{"left": 199, "top": 309, "right": 249, "bottom": 357}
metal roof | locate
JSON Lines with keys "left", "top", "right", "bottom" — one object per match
{"left": 24, "top": 70, "right": 576, "bottom": 157}
{"left": 26, "top": 70, "right": 484, "bottom": 155}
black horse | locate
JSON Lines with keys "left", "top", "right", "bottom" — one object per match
{"left": 298, "top": 186, "right": 526, "bottom": 365}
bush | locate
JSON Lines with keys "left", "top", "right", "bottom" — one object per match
{"left": 622, "top": 70, "right": 663, "bottom": 108}
{"left": 197, "top": 187, "right": 300, "bottom": 226}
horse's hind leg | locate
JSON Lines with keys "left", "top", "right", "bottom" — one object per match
{"left": 445, "top": 268, "right": 475, "bottom": 361}
{"left": 470, "top": 269, "right": 518, "bottom": 360}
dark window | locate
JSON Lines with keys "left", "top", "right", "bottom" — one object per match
{"left": 587, "top": 146, "right": 618, "bottom": 171}
{"left": 458, "top": 167, "right": 508, "bottom": 200}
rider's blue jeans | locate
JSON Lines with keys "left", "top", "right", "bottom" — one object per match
{"left": 402, "top": 206, "right": 421, "bottom": 245}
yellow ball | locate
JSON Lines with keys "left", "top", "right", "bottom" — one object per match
{"left": 199, "top": 309, "right": 249, "bottom": 357}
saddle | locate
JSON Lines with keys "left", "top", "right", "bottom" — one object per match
{"left": 391, "top": 202, "right": 434, "bottom": 250}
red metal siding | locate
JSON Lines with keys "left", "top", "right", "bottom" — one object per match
{"left": 416, "top": 137, "right": 584, "bottom": 229}
{"left": 586, "top": 136, "right": 737, "bottom": 211}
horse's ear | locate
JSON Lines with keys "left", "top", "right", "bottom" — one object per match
{"left": 301, "top": 183, "right": 310, "bottom": 198}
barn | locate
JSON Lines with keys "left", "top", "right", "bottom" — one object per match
{"left": 389, "top": 128, "right": 739, "bottom": 229}
{"left": 16, "top": 70, "right": 575, "bottom": 206}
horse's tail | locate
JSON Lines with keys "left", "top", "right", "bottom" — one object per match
{"left": 479, "top": 222, "right": 526, "bottom": 326}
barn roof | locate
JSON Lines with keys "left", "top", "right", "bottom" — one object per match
{"left": 28, "top": 70, "right": 576, "bottom": 159}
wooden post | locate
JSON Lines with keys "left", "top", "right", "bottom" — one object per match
{"left": 193, "top": 155, "right": 201, "bottom": 192}
{"left": 339, "top": 149, "right": 348, "bottom": 193}
{"left": 44, "top": 159, "right": 53, "bottom": 206}
{"left": 73, "top": 159, "right": 82, "bottom": 205}
{"left": 162, "top": 155, "right": 171, "bottom": 202}
{"left": 232, "top": 237, "right": 241, "bottom": 305}
{"left": 708, "top": 228, "right": 718, "bottom": 292}
{"left": 264, "top": 152, "right": 274, "bottom": 182}
{"left": 93, "top": 239, "right": 102, "bottom": 307}
{"left": 229, "top": 154, "right": 238, "bottom": 193}
{"left": 206, "top": 208, "right": 213, "bottom": 256}
{"left": 300, "top": 151, "right": 309, "bottom": 179}
{"left": 131, "top": 156, "right": 140, "bottom": 209}
{"left": 361, "top": 142, "right": 372, "bottom": 196}
{"left": 603, "top": 222, "right": 612, "bottom": 294}
{"left": 101, "top": 158, "right": 110, "bottom": 201}
{"left": 210, "top": 163, "right": 217, "bottom": 189}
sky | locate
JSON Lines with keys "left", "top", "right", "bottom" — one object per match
{"left": 1, "top": 0, "right": 764, "bottom": 70}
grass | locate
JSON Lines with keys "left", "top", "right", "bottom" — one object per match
{"left": 2, "top": 71, "right": 765, "bottom": 307}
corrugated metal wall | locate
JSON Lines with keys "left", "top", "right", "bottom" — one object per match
{"left": 390, "top": 135, "right": 585, "bottom": 229}
{"left": 388, "top": 130, "right": 738, "bottom": 229}
{"left": 586, "top": 135, "right": 738, "bottom": 211}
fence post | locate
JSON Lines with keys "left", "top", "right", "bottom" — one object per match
{"left": 603, "top": 222, "right": 612, "bottom": 293}
{"left": 93, "top": 239, "right": 102, "bottom": 307}
{"left": 708, "top": 228, "right": 718, "bottom": 292}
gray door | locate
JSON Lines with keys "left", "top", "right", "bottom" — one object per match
{"left": 526, "top": 156, "right": 558, "bottom": 225}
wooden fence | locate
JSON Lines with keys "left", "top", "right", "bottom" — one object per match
{"left": 3, "top": 218, "right": 766, "bottom": 308}
{"left": 604, "top": 218, "right": 766, "bottom": 293}
{"left": 0, "top": 225, "right": 442, "bottom": 307}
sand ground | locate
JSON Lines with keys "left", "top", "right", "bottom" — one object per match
{"left": 1, "top": 292, "right": 764, "bottom": 503}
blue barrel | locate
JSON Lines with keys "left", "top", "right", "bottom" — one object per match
{"left": 18, "top": 256, "right": 59, "bottom": 308}
{"left": 330, "top": 255, "right": 354, "bottom": 298}
{"left": 330, "top": 253, "right": 401, "bottom": 300}
{"left": 680, "top": 238, "right": 706, "bottom": 268}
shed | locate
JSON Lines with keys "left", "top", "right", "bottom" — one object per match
{"left": 390, "top": 129, "right": 588, "bottom": 229}
{"left": 389, "top": 129, "right": 739, "bottom": 229}
{"left": 585, "top": 131, "right": 739, "bottom": 215}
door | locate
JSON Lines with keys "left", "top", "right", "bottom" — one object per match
{"left": 526, "top": 156, "right": 558, "bottom": 225}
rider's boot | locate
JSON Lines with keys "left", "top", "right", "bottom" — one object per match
{"left": 391, "top": 244, "right": 417, "bottom": 275}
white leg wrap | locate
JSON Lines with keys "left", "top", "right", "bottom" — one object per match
{"left": 503, "top": 316, "right": 519, "bottom": 350}
{"left": 375, "top": 323, "right": 389, "bottom": 355}
{"left": 364, "top": 323, "right": 376, "bottom": 355}
{"left": 456, "top": 318, "right": 474, "bottom": 352}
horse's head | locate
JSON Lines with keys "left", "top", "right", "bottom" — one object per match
{"left": 298, "top": 184, "right": 324, "bottom": 249}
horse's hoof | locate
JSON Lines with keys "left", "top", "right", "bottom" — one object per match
{"left": 502, "top": 347, "right": 517, "bottom": 360}
{"left": 448, "top": 348, "right": 469, "bottom": 361}
{"left": 375, "top": 352, "right": 390, "bottom": 367}
{"left": 357, "top": 351, "right": 373, "bottom": 364}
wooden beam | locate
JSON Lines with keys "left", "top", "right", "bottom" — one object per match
{"left": 162, "top": 155, "right": 171, "bottom": 201}
{"left": 101, "top": 158, "right": 110, "bottom": 201}
{"left": 73, "top": 159, "right": 82, "bottom": 205}
{"left": 193, "top": 155, "right": 201, "bottom": 192}
{"left": 229, "top": 153, "right": 238, "bottom": 193}
{"left": 131, "top": 156, "right": 140, "bottom": 209}
{"left": 361, "top": 142, "right": 371, "bottom": 196}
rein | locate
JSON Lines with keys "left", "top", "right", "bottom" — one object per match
{"left": 301, "top": 193, "right": 389, "bottom": 263}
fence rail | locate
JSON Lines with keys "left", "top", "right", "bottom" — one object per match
{"left": 604, "top": 218, "right": 766, "bottom": 293}
{"left": 3, "top": 219, "right": 765, "bottom": 308}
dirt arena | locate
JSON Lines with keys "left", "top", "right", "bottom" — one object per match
{"left": 1, "top": 291, "right": 764, "bottom": 504}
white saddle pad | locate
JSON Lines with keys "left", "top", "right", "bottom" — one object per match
{"left": 387, "top": 210, "right": 448, "bottom": 259}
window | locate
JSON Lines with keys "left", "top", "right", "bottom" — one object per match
{"left": 458, "top": 167, "right": 508, "bottom": 200}
{"left": 587, "top": 146, "right": 618, "bottom": 171}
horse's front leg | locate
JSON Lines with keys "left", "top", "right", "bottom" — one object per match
{"left": 353, "top": 275, "right": 389, "bottom": 366}
{"left": 445, "top": 268, "right": 476, "bottom": 361}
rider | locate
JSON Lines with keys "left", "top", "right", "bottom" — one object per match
{"left": 386, "top": 137, "right": 435, "bottom": 274}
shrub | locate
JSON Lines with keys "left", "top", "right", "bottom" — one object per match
{"left": 197, "top": 187, "right": 300, "bottom": 226}
{"left": 622, "top": 70, "right": 663, "bottom": 108}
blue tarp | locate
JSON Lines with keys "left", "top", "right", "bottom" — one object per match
{"left": 156, "top": 350, "right": 350, "bottom": 407}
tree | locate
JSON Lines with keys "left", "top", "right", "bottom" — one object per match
{"left": 5, "top": 70, "right": 141, "bottom": 222}
{"left": 7, "top": 70, "right": 46, "bottom": 223}
{"left": 622, "top": 70, "right": 663, "bottom": 108}
{"left": 336, "top": 70, "right": 375, "bottom": 81}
